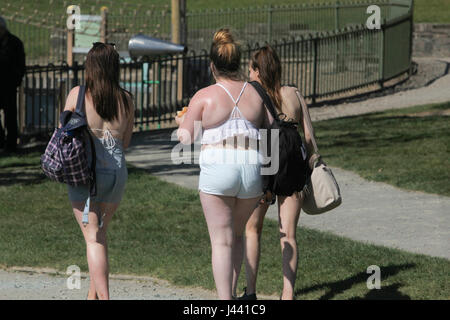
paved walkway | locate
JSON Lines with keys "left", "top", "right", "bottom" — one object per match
{"left": 125, "top": 64, "right": 450, "bottom": 260}
{"left": 125, "top": 133, "right": 450, "bottom": 260}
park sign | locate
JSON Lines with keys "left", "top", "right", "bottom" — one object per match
{"left": 73, "top": 15, "right": 101, "bottom": 54}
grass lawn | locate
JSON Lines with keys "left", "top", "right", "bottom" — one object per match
{"left": 0, "top": 103, "right": 449, "bottom": 299}
{"left": 2, "top": 0, "right": 448, "bottom": 22}
{"left": 313, "top": 102, "right": 450, "bottom": 197}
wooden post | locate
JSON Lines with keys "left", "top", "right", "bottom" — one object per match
{"left": 67, "top": 29, "right": 74, "bottom": 67}
{"left": 100, "top": 6, "right": 108, "bottom": 43}
{"left": 171, "top": 0, "right": 180, "bottom": 44}
{"left": 172, "top": 0, "right": 185, "bottom": 106}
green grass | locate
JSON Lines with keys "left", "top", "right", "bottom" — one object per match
{"left": 313, "top": 102, "right": 450, "bottom": 197}
{"left": 5, "top": 0, "right": 446, "bottom": 64}
{"left": 2, "top": 0, "right": 448, "bottom": 22}
{"left": 1, "top": 101, "right": 449, "bottom": 300}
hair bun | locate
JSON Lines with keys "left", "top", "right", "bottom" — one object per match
{"left": 213, "top": 28, "right": 235, "bottom": 46}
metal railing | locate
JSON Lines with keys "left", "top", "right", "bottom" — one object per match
{"left": 3, "top": 0, "right": 412, "bottom": 65}
{"left": 19, "top": 7, "right": 413, "bottom": 136}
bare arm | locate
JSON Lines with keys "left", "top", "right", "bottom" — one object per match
{"left": 177, "top": 90, "right": 205, "bottom": 145}
{"left": 63, "top": 86, "right": 80, "bottom": 113}
{"left": 58, "top": 86, "right": 80, "bottom": 128}
{"left": 296, "top": 90, "right": 317, "bottom": 157}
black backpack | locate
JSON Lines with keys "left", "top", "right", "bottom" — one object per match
{"left": 249, "top": 81, "right": 310, "bottom": 198}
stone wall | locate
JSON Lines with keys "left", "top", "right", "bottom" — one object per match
{"left": 413, "top": 24, "right": 450, "bottom": 57}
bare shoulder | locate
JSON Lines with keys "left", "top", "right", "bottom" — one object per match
{"left": 245, "top": 82, "right": 263, "bottom": 103}
{"left": 281, "top": 85, "right": 300, "bottom": 98}
{"left": 281, "top": 86, "right": 301, "bottom": 104}
{"left": 188, "top": 85, "right": 217, "bottom": 107}
{"left": 64, "top": 86, "right": 81, "bottom": 112}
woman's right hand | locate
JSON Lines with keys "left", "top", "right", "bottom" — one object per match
{"left": 175, "top": 113, "right": 185, "bottom": 126}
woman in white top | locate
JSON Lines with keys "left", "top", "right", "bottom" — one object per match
{"left": 176, "top": 29, "right": 270, "bottom": 300}
{"left": 237, "top": 45, "right": 315, "bottom": 300}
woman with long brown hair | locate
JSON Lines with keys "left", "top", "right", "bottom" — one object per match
{"left": 64, "top": 42, "right": 134, "bottom": 300}
{"left": 235, "top": 45, "right": 315, "bottom": 300}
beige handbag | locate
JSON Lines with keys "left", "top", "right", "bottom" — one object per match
{"left": 296, "top": 90, "right": 342, "bottom": 215}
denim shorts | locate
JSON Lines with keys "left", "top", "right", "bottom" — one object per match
{"left": 68, "top": 167, "right": 128, "bottom": 203}
{"left": 68, "top": 135, "right": 128, "bottom": 204}
{"left": 198, "top": 148, "right": 263, "bottom": 199}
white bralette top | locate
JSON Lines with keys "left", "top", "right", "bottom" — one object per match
{"left": 201, "top": 82, "right": 260, "bottom": 145}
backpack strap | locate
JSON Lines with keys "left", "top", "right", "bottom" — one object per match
{"left": 75, "top": 85, "right": 87, "bottom": 117}
{"left": 248, "top": 81, "right": 280, "bottom": 122}
{"left": 74, "top": 85, "right": 98, "bottom": 226}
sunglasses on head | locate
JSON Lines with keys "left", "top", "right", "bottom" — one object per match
{"left": 92, "top": 42, "right": 116, "bottom": 49}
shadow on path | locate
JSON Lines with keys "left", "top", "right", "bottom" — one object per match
{"left": 294, "top": 263, "right": 415, "bottom": 300}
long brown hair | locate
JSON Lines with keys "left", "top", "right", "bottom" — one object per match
{"left": 250, "top": 45, "right": 282, "bottom": 112}
{"left": 209, "top": 28, "right": 243, "bottom": 80}
{"left": 85, "top": 42, "right": 132, "bottom": 122}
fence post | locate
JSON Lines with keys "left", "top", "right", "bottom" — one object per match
{"left": 73, "top": 61, "right": 79, "bottom": 87}
{"left": 58, "top": 79, "right": 67, "bottom": 116}
{"left": 67, "top": 29, "right": 74, "bottom": 67}
{"left": 379, "top": 18, "right": 386, "bottom": 88}
{"left": 18, "top": 84, "right": 25, "bottom": 135}
{"left": 180, "top": 0, "right": 187, "bottom": 46}
{"left": 408, "top": 0, "right": 414, "bottom": 76}
{"left": 312, "top": 37, "right": 318, "bottom": 105}
{"left": 335, "top": 1, "right": 340, "bottom": 30}
{"left": 100, "top": 6, "right": 108, "bottom": 43}
{"left": 172, "top": 0, "right": 184, "bottom": 112}
{"left": 171, "top": 0, "right": 180, "bottom": 44}
{"left": 267, "top": 4, "right": 273, "bottom": 44}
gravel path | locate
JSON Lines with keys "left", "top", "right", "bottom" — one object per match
{"left": 0, "top": 267, "right": 215, "bottom": 300}
{"left": 1, "top": 57, "right": 449, "bottom": 300}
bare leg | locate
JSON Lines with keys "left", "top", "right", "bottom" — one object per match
{"left": 87, "top": 278, "right": 98, "bottom": 300}
{"left": 277, "top": 192, "right": 303, "bottom": 300}
{"left": 241, "top": 201, "right": 269, "bottom": 296}
{"left": 231, "top": 197, "right": 262, "bottom": 297}
{"left": 72, "top": 201, "right": 119, "bottom": 300}
{"left": 200, "top": 192, "right": 236, "bottom": 300}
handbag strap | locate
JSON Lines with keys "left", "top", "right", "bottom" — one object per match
{"left": 294, "top": 90, "right": 321, "bottom": 169}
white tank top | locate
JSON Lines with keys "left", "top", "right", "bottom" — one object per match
{"left": 201, "top": 82, "right": 261, "bottom": 145}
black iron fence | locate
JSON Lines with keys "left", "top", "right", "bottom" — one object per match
{"left": 18, "top": 9, "right": 413, "bottom": 136}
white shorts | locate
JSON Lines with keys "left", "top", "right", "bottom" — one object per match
{"left": 198, "top": 148, "right": 264, "bottom": 199}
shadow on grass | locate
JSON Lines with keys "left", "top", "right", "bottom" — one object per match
{"left": 0, "top": 149, "right": 46, "bottom": 186}
{"left": 349, "top": 283, "right": 411, "bottom": 300}
{"left": 295, "top": 263, "right": 415, "bottom": 300}
{"left": 0, "top": 171, "right": 46, "bottom": 186}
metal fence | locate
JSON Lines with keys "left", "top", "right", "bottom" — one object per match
{"left": 3, "top": 0, "right": 412, "bottom": 65}
{"left": 185, "top": 0, "right": 411, "bottom": 51}
{"left": 18, "top": 6, "right": 413, "bottom": 136}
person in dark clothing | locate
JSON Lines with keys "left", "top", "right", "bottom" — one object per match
{"left": 0, "top": 16, "right": 25, "bottom": 151}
